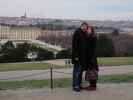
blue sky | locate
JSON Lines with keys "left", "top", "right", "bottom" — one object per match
{"left": 0, "top": 0, "right": 133, "bottom": 20}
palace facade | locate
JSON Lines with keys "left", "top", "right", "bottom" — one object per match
{"left": 0, "top": 25, "right": 42, "bottom": 40}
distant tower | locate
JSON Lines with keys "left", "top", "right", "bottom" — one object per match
{"left": 24, "top": 10, "right": 27, "bottom": 18}
{"left": 21, "top": 9, "right": 27, "bottom": 18}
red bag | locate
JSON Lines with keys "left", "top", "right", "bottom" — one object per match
{"left": 85, "top": 69, "right": 98, "bottom": 81}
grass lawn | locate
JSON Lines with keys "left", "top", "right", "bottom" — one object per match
{"left": 0, "top": 63, "right": 63, "bottom": 72}
{"left": 98, "top": 57, "right": 133, "bottom": 66}
{"left": 0, "top": 74, "right": 133, "bottom": 90}
{"left": 0, "top": 57, "right": 133, "bottom": 72}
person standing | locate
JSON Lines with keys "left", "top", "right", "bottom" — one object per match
{"left": 72, "top": 22, "right": 98, "bottom": 92}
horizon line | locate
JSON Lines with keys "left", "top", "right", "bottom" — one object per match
{"left": 0, "top": 15, "right": 132, "bottom": 22}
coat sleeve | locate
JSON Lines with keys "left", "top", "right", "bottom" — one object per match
{"left": 72, "top": 30, "right": 80, "bottom": 64}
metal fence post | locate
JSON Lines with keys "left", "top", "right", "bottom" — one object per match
{"left": 50, "top": 64, "right": 54, "bottom": 89}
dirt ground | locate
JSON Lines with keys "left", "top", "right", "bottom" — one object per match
{"left": 0, "top": 83, "right": 133, "bottom": 100}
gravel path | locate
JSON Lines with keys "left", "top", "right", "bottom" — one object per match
{"left": 0, "top": 83, "right": 133, "bottom": 100}
{"left": 0, "top": 65, "right": 133, "bottom": 80}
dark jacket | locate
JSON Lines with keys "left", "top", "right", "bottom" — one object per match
{"left": 72, "top": 28, "right": 98, "bottom": 71}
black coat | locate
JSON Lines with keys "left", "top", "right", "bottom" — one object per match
{"left": 72, "top": 28, "right": 98, "bottom": 71}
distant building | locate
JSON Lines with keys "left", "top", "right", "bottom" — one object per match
{"left": 0, "top": 25, "right": 42, "bottom": 40}
{"left": 41, "top": 29, "right": 73, "bottom": 37}
{"left": 122, "top": 27, "right": 133, "bottom": 33}
{"left": 94, "top": 27, "right": 116, "bottom": 34}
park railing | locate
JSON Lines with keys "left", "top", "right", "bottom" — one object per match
{"left": 0, "top": 60, "right": 73, "bottom": 90}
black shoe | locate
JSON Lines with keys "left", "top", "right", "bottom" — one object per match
{"left": 73, "top": 88, "right": 80, "bottom": 92}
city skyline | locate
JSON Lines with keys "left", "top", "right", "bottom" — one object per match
{"left": 0, "top": 0, "right": 133, "bottom": 21}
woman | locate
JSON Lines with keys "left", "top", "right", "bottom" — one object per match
{"left": 72, "top": 22, "right": 98, "bottom": 92}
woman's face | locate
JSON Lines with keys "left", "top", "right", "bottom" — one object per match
{"left": 87, "top": 27, "right": 92, "bottom": 33}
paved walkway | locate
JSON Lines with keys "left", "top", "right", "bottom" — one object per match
{"left": 0, "top": 65, "right": 133, "bottom": 80}
{"left": 0, "top": 83, "right": 133, "bottom": 100}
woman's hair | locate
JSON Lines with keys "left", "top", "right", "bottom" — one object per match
{"left": 90, "top": 27, "right": 96, "bottom": 37}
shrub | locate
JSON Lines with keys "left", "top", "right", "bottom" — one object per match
{"left": 96, "top": 34, "right": 116, "bottom": 57}
{"left": 56, "top": 49, "right": 72, "bottom": 59}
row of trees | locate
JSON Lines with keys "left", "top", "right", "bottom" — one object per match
{"left": 1, "top": 33, "right": 133, "bottom": 63}
{"left": 37, "top": 33, "right": 72, "bottom": 48}
{"left": 56, "top": 33, "right": 133, "bottom": 59}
